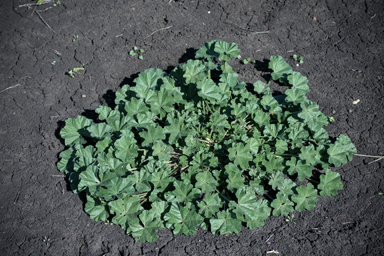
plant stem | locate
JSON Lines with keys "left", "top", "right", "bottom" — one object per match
{"left": 216, "top": 189, "right": 232, "bottom": 202}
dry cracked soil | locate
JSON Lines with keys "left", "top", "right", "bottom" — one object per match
{"left": 0, "top": 0, "right": 383, "bottom": 255}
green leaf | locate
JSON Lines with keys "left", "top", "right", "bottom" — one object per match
{"left": 318, "top": 169, "right": 343, "bottom": 196}
{"left": 197, "top": 78, "right": 222, "bottom": 103}
{"left": 286, "top": 157, "right": 312, "bottom": 181}
{"left": 152, "top": 141, "right": 173, "bottom": 161}
{"left": 275, "top": 140, "right": 288, "bottom": 154}
{"left": 228, "top": 143, "right": 252, "bottom": 169}
{"left": 271, "top": 193, "right": 294, "bottom": 216}
{"left": 183, "top": 60, "right": 206, "bottom": 84}
{"left": 269, "top": 55, "right": 292, "bottom": 82}
{"left": 128, "top": 169, "right": 152, "bottom": 192}
{"left": 167, "top": 180, "right": 201, "bottom": 203}
{"left": 60, "top": 116, "right": 93, "bottom": 145}
{"left": 84, "top": 195, "right": 109, "bottom": 221}
{"left": 279, "top": 179, "right": 296, "bottom": 196}
{"left": 195, "top": 171, "right": 218, "bottom": 193}
{"left": 263, "top": 154, "right": 284, "bottom": 173}
{"left": 149, "top": 169, "right": 175, "bottom": 189}
{"left": 220, "top": 72, "right": 238, "bottom": 89}
{"left": 253, "top": 80, "right": 270, "bottom": 94}
{"left": 299, "top": 145, "right": 317, "bottom": 165}
{"left": 214, "top": 41, "right": 240, "bottom": 62}
{"left": 231, "top": 189, "right": 262, "bottom": 220}
{"left": 285, "top": 87, "right": 307, "bottom": 105}
{"left": 100, "top": 175, "right": 135, "bottom": 200}
{"left": 87, "top": 123, "right": 113, "bottom": 140}
{"left": 260, "top": 94, "right": 282, "bottom": 113}
{"left": 245, "top": 199, "right": 270, "bottom": 229}
{"left": 210, "top": 210, "right": 242, "bottom": 235}
{"left": 57, "top": 147, "right": 75, "bottom": 174}
{"left": 124, "top": 98, "right": 149, "bottom": 117}
{"left": 108, "top": 195, "right": 143, "bottom": 230}
{"left": 225, "top": 164, "right": 245, "bottom": 190}
{"left": 328, "top": 135, "right": 356, "bottom": 167}
{"left": 147, "top": 88, "right": 175, "bottom": 117}
{"left": 95, "top": 106, "right": 112, "bottom": 120}
{"left": 164, "top": 203, "right": 204, "bottom": 236}
{"left": 133, "top": 68, "right": 164, "bottom": 91}
{"left": 198, "top": 193, "right": 222, "bottom": 218}
{"left": 164, "top": 113, "right": 195, "bottom": 144}
{"left": 78, "top": 166, "right": 102, "bottom": 194}
{"left": 130, "top": 210, "right": 162, "bottom": 242}
{"left": 139, "top": 125, "right": 166, "bottom": 147}
{"left": 291, "top": 183, "right": 318, "bottom": 211}
{"left": 298, "top": 102, "right": 321, "bottom": 123}
{"left": 195, "top": 40, "right": 219, "bottom": 60}
{"left": 114, "top": 135, "right": 139, "bottom": 163}
{"left": 208, "top": 112, "right": 230, "bottom": 134}
{"left": 287, "top": 72, "right": 310, "bottom": 93}
{"left": 268, "top": 171, "right": 285, "bottom": 190}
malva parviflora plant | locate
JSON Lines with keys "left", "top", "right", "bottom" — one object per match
{"left": 57, "top": 40, "right": 356, "bottom": 242}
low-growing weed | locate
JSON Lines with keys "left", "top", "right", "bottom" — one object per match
{"left": 57, "top": 40, "right": 356, "bottom": 242}
{"left": 67, "top": 66, "right": 84, "bottom": 78}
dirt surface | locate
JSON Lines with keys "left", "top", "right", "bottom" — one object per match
{"left": 1, "top": 0, "right": 383, "bottom": 255}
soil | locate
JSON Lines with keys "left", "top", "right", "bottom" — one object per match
{"left": 1, "top": 0, "right": 383, "bottom": 255}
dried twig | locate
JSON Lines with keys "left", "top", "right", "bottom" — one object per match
{"left": 35, "top": 10, "right": 56, "bottom": 33}
{"left": 251, "top": 31, "right": 270, "bottom": 34}
{"left": 354, "top": 153, "right": 384, "bottom": 164}
{"left": 144, "top": 25, "right": 173, "bottom": 39}
{"left": 14, "top": 191, "right": 20, "bottom": 204}
{"left": 0, "top": 84, "right": 21, "bottom": 94}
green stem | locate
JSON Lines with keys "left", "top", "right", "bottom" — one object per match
{"left": 264, "top": 194, "right": 274, "bottom": 201}
{"left": 306, "top": 177, "right": 320, "bottom": 184}
{"left": 216, "top": 189, "right": 232, "bottom": 202}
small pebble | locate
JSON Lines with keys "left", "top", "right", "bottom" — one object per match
{"left": 82, "top": 95, "right": 86, "bottom": 98}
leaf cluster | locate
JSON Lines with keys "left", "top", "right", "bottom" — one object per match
{"left": 58, "top": 40, "right": 356, "bottom": 242}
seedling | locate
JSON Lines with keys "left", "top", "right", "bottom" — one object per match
{"left": 42, "top": 236, "right": 50, "bottom": 247}
{"left": 53, "top": 0, "right": 61, "bottom": 6}
{"left": 329, "top": 116, "right": 335, "bottom": 122}
{"left": 58, "top": 40, "right": 356, "bottom": 242}
{"left": 51, "top": 60, "right": 56, "bottom": 65}
{"left": 293, "top": 54, "right": 304, "bottom": 65}
{"left": 129, "top": 46, "right": 145, "bottom": 60}
{"left": 72, "top": 35, "right": 78, "bottom": 42}
{"left": 243, "top": 57, "right": 251, "bottom": 64}
{"left": 285, "top": 214, "right": 296, "bottom": 224}
{"left": 67, "top": 66, "right": 84, "bottom": 78}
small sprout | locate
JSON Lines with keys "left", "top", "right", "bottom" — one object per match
{"left": 293, "top": 54, "right": 304, "bottom": 65}
{"left": 285, "top": 214, "right": 296, "bottom": 224}
{"left": 73, "top": 35, "right": 78, "bottom": 42}
{"left": 329, "top": 116, "right": 335, "bottom": 122}
{"left": 130, "top": 47, "right": 145, "bottom": 59}
{"left": 42, "top": 236, "right": 51, "bottom": 247}
{"left": 68, "top": 66, "right": 85, "bottom": 78}
{"left": 51, "top": 60, "right": 56, "bottom": 65}
{"left": 53, "top": 0, "right": 61, "bottom": 6}
{"left": 243, "top": 58, "right": 251, "bottom": 64}
{"left": 378, "top": 192, "right": 383, "bottom": 195}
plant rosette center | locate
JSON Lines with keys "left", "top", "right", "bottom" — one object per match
{"left": 57, "top": 40, "right": 356, "bottom": 242}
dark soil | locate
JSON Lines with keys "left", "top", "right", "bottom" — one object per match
{"left": 1, "top": 0, "right": 383, "bottom": 255}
